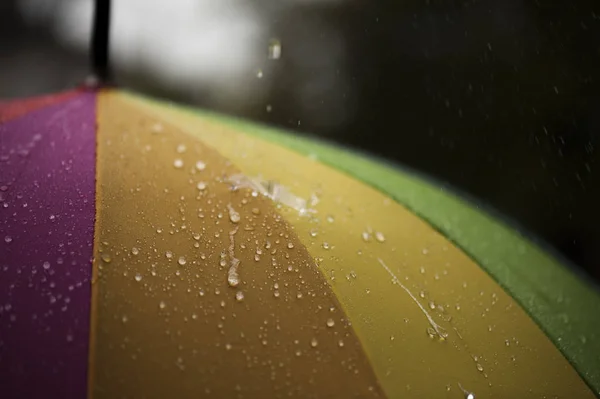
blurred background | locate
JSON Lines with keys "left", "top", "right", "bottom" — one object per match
{"left": 1, "top": 0, "right": 599, "bottom": 282}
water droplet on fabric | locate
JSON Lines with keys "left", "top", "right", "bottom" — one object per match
{"left": 476, "top": 363, "right": 484, "bottom": 372}
{"left": 235, "top": 291, "right": 244, "bottom": 302}
{"left": 174, "top": 159, "right": 184, "bottom": 169}
{"left": 176, "top": 144, "right": 187, "bottom": 153}
{"left": 322, "top": 242, "right": 330, "bottom": 250}
{"left": 101, "top": 253, "right": 111, "bottom": 263}
{"left": 135, "top": 273, "right": 142, "bottom": 282}
{"left": 227, "top": 204, "right": 241, "bottom": 224}
{"left": 326, "top": 318, "right": 335, "bottom": 328}
{"left": 195, "top": 161, "right": 206, "bottom": 171}
{"left": 131, "top": 247, "right": 139, "bottom": 255}
{"left": 178, "top": 256, "right": 187, "bottom": 266}
{"left": 310, "top": 338, "right": 318, "bottom": 347}
{"left": 197, "top": 182, "right": 206, "bottom": 191}
{"left": 375, "top": 232, "right": 385, "bottom": 242}
{"left": 43, "top": 261, "right": 51, "bottom": 270}
{"left": 4, "top": 236, "right": 12, "bottom": 243}
{"left": 159, "top": 301, "right": 166, "bottom": 309}
{"left": 166, "top": 251, "right": 173, "bottom": 259}
{"left": 287, "top": 242, "right": 294, "bottom": 249}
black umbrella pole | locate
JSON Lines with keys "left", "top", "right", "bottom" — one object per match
{"left": 91, "top": 0, "right": 111, "bottom": 83}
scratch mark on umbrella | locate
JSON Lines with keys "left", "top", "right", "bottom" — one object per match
{"left": 377, "top": 258, "right": 448, "bottom": 339}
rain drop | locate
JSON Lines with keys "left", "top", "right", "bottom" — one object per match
{"left": 338, "top": 340, "right": 344, "bottom": 347}
{"left": 273, "top": 291, "right": 280, "bottom": 298}
{"left": 131, "top": 247, "right": 139, "bottom": 255}
{"left": 326, "top": 318, "right": 335, "bottom": 328}
{"left": 310, "top": 338, "right": 318, "bottom": 348}
{"left": 173, "top": 159, "right": 184, "bottom": 169}
{"left": 178, "top": 256, "right": 187, "bottom": 266}
{"left": 476, "top": 363, "right": 484, "bottom": 372}
{"left": 43, "top": 261, "right": 51, "bottom": 270}
{"left": 195, "top": 161, "right": 206, "bottom": 171}
{"left": 166, "top": 251, "right": 173, "bottom": 259}
{"left": 235, "top": 291, "right": 244, "bottom": 302}
{"left": 227, "top": 204, "right": 241, "bottom": 224}
{"left": 375, "top": 231, "right": 386, "bottom": 242}
{"left": 176, "top": 144, "right": 187, "bottom": 153}
{"left": 159, "top": 301, "right": 166, "bottom": 309}
{"left": 101, "top": 253, "right": 111, "bottom": 263}
{"left": 322, "top": 242, "right": 330, "bottom": 250}
{"left": 287, "top": 242, "right": 294, "bottom": 249}
{"left": 268, "top": 38, "right": 282, "bottom": 60}
{"left": 134, "top": 273, "right": 142, "bottom": 282}
{"left": 197, "top": 182, "right": 207, "bottom": 191}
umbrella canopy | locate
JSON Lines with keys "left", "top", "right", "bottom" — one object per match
{"left": 1, "top": 88, "right": 599, "bottom": 398}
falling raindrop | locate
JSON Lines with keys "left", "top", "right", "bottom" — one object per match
{"left": 268, "top": 38, "right": 282, "bottom": 59}
{"left": 173, "top": 159, "right": 184, "bottom": 169}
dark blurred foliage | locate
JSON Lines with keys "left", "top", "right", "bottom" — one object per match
{"left": 1, "top": 0, "right": 599, "bottom": 282}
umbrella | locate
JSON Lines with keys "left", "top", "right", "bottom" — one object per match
{"left": 2, "top": 2, "right": 600, "bottom": 398}
{"left": 2, "top": 86, "right": 600, "bottom": 399}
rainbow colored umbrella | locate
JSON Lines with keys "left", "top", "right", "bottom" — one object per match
{"left": 1, "top": 87, "right": 599, "bottom": 398}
